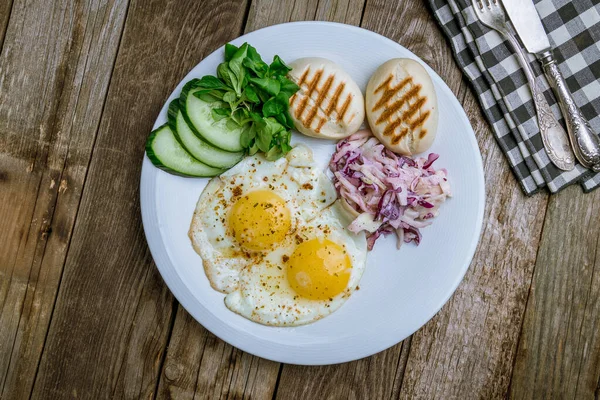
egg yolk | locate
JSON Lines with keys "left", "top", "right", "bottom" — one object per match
{"left": 229, "top": 190, "right": 291, "bottom": 251}
{"left": 286, "top": 238, "right": 351, "bottom": 300}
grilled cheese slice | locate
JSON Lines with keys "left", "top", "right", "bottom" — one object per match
{"left": 366, "top": 59, "right": 438, "bottom": 155}
{"left": 288, "top": 57, "right": 364, "bottom": 139}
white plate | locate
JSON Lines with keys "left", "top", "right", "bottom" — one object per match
{"left": 141, "top": 22, "right": 485, "bottom": 365}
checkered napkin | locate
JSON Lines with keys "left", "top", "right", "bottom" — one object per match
{"left": 427, "top": 0, "right": 600, "bottom": 194}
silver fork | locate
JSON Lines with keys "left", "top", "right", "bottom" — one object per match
{"left": 472, "top": 0, "right": 575, "bottom": 171}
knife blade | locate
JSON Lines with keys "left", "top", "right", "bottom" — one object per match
{"left": 503, "top": 0, "right": 550, "bottom": 55}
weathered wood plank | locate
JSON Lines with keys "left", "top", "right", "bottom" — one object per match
{"left": 157, "top": 305, "right": 279, "bottom": 400}
{"left": 509, "top": 185, "right": 600, "bottom": 399}
{"left": 277, "top": 345, "right": 406, "bottom": 399}
{"left": 245, "top": 0, "right": 318, "bottom": 32}
{"left": 27, "top": 1, "right": 248, "bottom": 399}
{"left": 275, "top": 0, "right": 469, "bottom": 398}
{"left": 0, "top": 1, "right": 128, "bottom": 398}
{"left": 245, "top": 0, "right": 364, "bottom": 31}
{"left": 155, "top": 1, "right": 366, "bottom": 399}
{"left": 0, "top": 0, "right": 12, "bottom": 50}
{"left": 314, "top": 0, "right": 364, "bottom": 24}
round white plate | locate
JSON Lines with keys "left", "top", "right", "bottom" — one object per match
{"left": 141, "top": 22, "right": 485, "bottom": 365}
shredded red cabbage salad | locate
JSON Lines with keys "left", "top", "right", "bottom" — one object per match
{"left": 329, "top": 130, "right": 451, "bottom": 250}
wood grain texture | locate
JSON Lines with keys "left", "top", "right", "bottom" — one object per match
{"left": 26, "top": 0, "right": 248, "bottom": 398}
{"left": 157, "top": 305, "right": 279, "bottom": 400}
{"left": 510, "top": 185, "right": 600, "bottom": 399}
{"left": 245, "top": 0, "right": 364, "bottom": 32}
{"left": 245, "top": 0, "right": 318, "bottom": 32}
{"left": 0, "top": 1, "right": 128, "bottom": 398}
{"left": 0, "top": 0, "right": 12, "bottom": 49}
{"left": 314, "top": 0, "right": 364, "bottom": 24}
{"left": 277, "top": 343, "right": 407, "bottom": 400}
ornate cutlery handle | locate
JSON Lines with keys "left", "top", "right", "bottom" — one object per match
{"left": 502, "top": 32, "right": 575, "bottom": 171}
{"left": 540, "top": 51, "right": 600, "bottom": 171}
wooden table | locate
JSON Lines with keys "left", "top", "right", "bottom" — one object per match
{"left": 1, "top": 0, "right": 599, "bottom": 398}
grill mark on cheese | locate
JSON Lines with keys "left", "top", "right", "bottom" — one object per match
{"left": 297, "top": 68, "right": 310, "bottom": 86}
{"left": 387, "top": 112, "right": 430, "bottom": 143}
{"left": 295, "top": 96, "right": 309, "bottom": 119}
{"left": 304, "top": 74, "right": 334, "bottom": 127}
{"left": 391, "top": 130, "right": 406, "bottom": 145}
{"left": 316, "top": 117, "right": 327, "bottom": 133}
{"left": 318, "top": 75, "right": 335, "bottom": 106}
{"left": 373, "top": 77, "right": 412, "bottom": 111}
{"left": 304, "top": 105, "right": 319, "bottom": 127}
{"left": 325, "top": 82, "right": 345, "bottom": 116}
{"left": 375, "top": 84, "right": 422, "bottom": 124}
{"left": 338, "top": 95, "right": 352, "bottom": 120}
{"left": 403, "top": 96, "right": 427, "bottom": 121}
{"left": 295, "top": 67, "right": 324, "bottom": 127}
{"left": 373, "top": 73, "right": 434, "bottom": 143}
{"left": 388, "top": 111, "right": 430, "bottom": 144}
{"left": 306, "top": 69, "right": 323, "bottom": 96}
{"left": 374, "top": 75, "right": 393, "bottom": 93}
{"left": 293, "top": 68, "right": 313, "bottom": 119}
{"left": 382, "top": 118, "right": 403, "bottom": 137}
{"left": 410, "top": 110, "right": 430, "bottom": 130}
{"left": 293, "top": 65, "right": 358, "bottom": 131}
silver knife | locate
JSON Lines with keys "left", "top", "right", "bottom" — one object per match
{"left": 473, "top": 0, "right": 574, "bottom": 171}
{"left": 504, "top": 0, "right": 600, "bottom": 171}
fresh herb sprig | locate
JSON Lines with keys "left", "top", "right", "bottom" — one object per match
{"left": 192, "top": 42, "right": 299, "bottom": 160}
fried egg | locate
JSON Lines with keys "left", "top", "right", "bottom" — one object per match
{"left": 189, "top": 144, "right": 367, "bottom": 326}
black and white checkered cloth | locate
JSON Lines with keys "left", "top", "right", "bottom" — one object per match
{"left": 428, "top": 0, "right": 600, "bottom": 194}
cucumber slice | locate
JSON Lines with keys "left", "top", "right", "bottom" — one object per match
{"left": 180, "top": 80, "right": 244, "bottom": 152}
{"left": 167, "top": 101, "right": 244, "bottom": 169}
{"left": 146, "top": 124, "right": 224, "bottom": 177}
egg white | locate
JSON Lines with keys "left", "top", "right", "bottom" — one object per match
{"left": 189, "top": 145, "right": 337, "bottom": 292}
{"left": 189, "top": 144, "right": 367, "bottom": 326}
{"left": 225, "top": 201, "right": 367, "bottom": 326}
